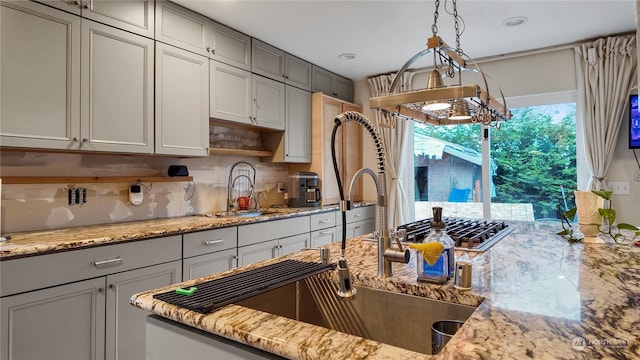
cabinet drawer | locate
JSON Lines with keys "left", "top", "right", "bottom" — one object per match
{"left": 310, "top": 212, "right": 336, "bottom": 231}
{"left": 0, "top": 235, "right": 181, "bottom": 297}
{"left": 336, "top": 206, "right": 375, "bottom": 225}
{"left": 238, "top": 216, "right": 310, "bottom": 247}
{"left": 183, "top": 227, "right": 237, "bottom": 258}
{"left": 183, "top": 248, "right": 237, "bottom": 280}
{"left": 311, "top": 227, "right": 337, "bottom": 248}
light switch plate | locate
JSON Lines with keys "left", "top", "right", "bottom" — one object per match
{"left": 635, "top": 172, "right": 640, "bottom": 182}
{"left": 609, "top": 181, "right": 630, "bottom": 195}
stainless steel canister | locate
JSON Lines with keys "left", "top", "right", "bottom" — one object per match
{"left": 454, "top": 261, "right": 472, "bottom": 290}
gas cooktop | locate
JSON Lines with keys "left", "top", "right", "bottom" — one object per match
{"left": 397, "top": 217, "right": 514, "bottom": 252}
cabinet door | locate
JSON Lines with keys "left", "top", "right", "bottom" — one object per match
{"left": 155, "top": 0, "right": 210, "bottom": 57}
{"left": 251, "top": 38, "right": 285, "bottom": 81}
{"left": 82, "top": 0, "right": 154, "bottom": 38}
{"left": 334, "top": 75, "right": 354, "bottom": 103}
{"left": 284, "top": 86, "right": 312, "bottom": 162}
{"left": 210, "top": 21, "right": 251, "bottom": 70}
{"left": 105, "top": 260, "right": 182, "bottom": 360}
{"left": 311, "top": 65, "right": 333, "bottom": 95}
{"left": 36, "top": 0, "right": 82, "bottom": 15}
{"left": 0, "top": 1, "right": 81, "bottom": 150}
{"left": 311, "top": 228, "right": 337, "bottom": 248}
{"left": 285, "top": 54, "right": 312, "bottom": 91}
{"left": 80, "top": 20, "right": 154, "bottom": 154}
{"left": 0, "top": 277, "right": 106, "bottom": 360}
{"left": 237, "top": 239, "right": 279, "bottom": 267}
{"left": 279, "top": 233, "right": 310, "bottom": 256}
{"left": 155, "top": 42, "right": 209, "bottom": 156}
{"left": 183, "top": 248, "right": 238, "bottom": 280}
{"left": 252, "top": 75, "right": 285, "bottom": 130}
{"left": 319, "top": 96, "right": 343, "bottom": 204}
{"left": 210, "top": 60, "right": 252, "bottom": 125}
{"left": 353, "top": 219, "right": 375, "bottom": 237}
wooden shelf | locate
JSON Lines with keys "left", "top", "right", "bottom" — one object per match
{"left": 208, "top": 148, "right": 273, "bottom": 157}
{"left": 2, "top": 176, "right": 193, "bottom": 185}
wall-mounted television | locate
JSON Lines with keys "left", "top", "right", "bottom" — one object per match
{"left": 630, "top": 94, "right": 640, "bottom": 149}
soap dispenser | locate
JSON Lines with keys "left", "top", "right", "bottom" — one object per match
{"left": 416, "top": 207, "right": 455, "bottom": 283}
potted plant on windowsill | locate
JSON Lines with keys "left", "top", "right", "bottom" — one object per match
{"left": 558, "top": 190, "right": 640, "bottom": 245}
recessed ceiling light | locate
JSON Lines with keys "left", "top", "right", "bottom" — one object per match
{"left": 502, "top": 16, "right": 528, "bottom": 27}
{"left": 338, "top": 53, "right": 357, "bottom": 61}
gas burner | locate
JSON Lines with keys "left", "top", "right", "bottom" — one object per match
{"left": 397, "top": 217, "right": 514, "bottom": 252}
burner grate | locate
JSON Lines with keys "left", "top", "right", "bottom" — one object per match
{"left": 397, "top": 217, "right": 513, "bottom": 252}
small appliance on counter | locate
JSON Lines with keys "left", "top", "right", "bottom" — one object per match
{"left": 288, "top": 172, "right": 321, "bottom": 207}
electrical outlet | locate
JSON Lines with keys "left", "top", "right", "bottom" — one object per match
{"left": 609, "top": 181, "right": 630, "bottom": 195}
{"left": 277, "top": 182, "right": 285, "bottom": 193}
{"left": 635, "top": 172, "right": 640, "bottom": 182}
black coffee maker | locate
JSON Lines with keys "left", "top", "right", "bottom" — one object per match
{"left": 288, "top": 172, "right": 321, "bottom": 207}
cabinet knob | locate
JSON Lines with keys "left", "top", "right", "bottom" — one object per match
{"left": 98, "top": 287, "right": 104, "bottom": 293}
{"left": 71, "top": 137, "right": 78, "bottom": 143}
{"left": 81, "top": 4, "right": 89, "bottom": 9}
{"left": 108, "top": 284, "right": 115, "bottom": 290}
{"left": 82, "top": 138, "right": 89, "bottom": 143}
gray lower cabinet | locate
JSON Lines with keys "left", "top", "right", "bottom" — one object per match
{"left": 146, "top": 315, "right": 282, "bottom": 360}
{"left": 183, "top": 227, "right": 238, "bottom": 280}
{"left": 0, "top": 277, "right": 106, "bottom": 360}
{"left": 237, "top": 217, "right": 311, "bottom": 266}
{"left": 0, "top": 235, "right": 182, "bottom": 360}
{"left": 336, "top": 206, "right": 376, "bottom": 240}
{"left": 183, "top": 249, "right": 238, "bottom": 280}
{"left": 311, "top": 228, "right": 338, "bottom": 247}
{"left": 105, "top": 261, "right": 182, "bottom": 360}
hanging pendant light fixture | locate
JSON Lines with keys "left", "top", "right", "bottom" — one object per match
{"left": 370, "top": 0, "right": 511, "bottom": 127}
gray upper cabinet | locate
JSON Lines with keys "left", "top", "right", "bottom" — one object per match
{"left": 209, "top": 21, "right": 251, "bottom": 70}
{"left": 252, "top": 75, "right": 286, "bottom": 130}
{"left": 262, "top": 85, "right": 311, "bottom": 163}
{"left": 1, "top": 1, "right": 81, "bottom": 150}
{"left": 252, "top": 38, "right": 285, "bottom": 81}
{"left": 312, "top": 65, "right": 354, "bottom": 102}
{"left": 80, "top": 20, "right": 155, "bottom": 154}
{"left": 1, "top": 1, "right": 154, "bottom": 154}
{"left": 285, "top": 53, "right": 312, "bottom": 91}
{"left": 210, "top": 60, "right": 252, "bottom": 125}
{"left": 155, "top": 0, "right": 210, "bottom": 57}
{"left": 37, "top": 0, "right": 154, "bottom": 38}
{"left": 283, "top": 86, "right": 311, "bottom": 162}
{"left": 155, "top": 42, "right": 209, "bottom": 156}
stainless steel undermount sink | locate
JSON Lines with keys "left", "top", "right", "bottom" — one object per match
{"left": 236, "top": 277, "right": 477, "bottom": 355}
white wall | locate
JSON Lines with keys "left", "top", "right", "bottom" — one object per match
{"left": 356, "top": 47, "right": 640, "bottom": 225}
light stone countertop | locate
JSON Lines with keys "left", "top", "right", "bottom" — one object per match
{"left": 0, "top": 205, "right": 348, "bottom": 259}
{"left": 131, "top": 221, "right": 640, "bottom": 359}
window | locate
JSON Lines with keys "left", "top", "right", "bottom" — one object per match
{"left": 413, "top": 97, "right": 577, "bottom": 222}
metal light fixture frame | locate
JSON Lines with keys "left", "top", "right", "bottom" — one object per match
{"left": 369, "top": 1, "right": 512, "bottom": 127}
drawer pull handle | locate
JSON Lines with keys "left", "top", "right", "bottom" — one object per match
{"left": 203, "top": 239, "right": 224, "bottom": 246}
{"left": 319, "top": 219, "right": 330, "bottom": 223}
{"left": 354, "top": 214, "right": 363, "bottom": 217}
{"left": 319, "top": 230, "right": 333, "bottom": 235}
{"left": 92, "top": 257, "right": 123, "bottom": 268}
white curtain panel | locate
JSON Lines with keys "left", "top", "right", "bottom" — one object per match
{"left": 574, "top": 35, "right": 637, "bottom": 190}
{"left": 367, "top": 72, "right": 414, "bottom": 227}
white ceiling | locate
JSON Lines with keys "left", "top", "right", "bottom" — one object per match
{"left": 173, "top": 0, "right": 638, "bottom": 81}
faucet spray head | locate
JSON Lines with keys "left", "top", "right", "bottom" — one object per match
{"left": 337, "top": 256, "right": 357, "bottom": 299}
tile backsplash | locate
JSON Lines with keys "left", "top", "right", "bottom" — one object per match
{"left": 0, "top": 150, "right": 289, "bottom": 233}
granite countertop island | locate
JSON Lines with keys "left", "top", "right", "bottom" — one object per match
{"left": 131, "top": 221, "right": 640, "bottom": 359}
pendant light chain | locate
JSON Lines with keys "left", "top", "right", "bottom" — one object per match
{"left": 452, "top": 0, "right": 462, "bottom": 54}
{"left": 432, "top": 0, "right": 440, "bottom": 37}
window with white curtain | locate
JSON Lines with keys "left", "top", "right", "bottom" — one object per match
{"left": 412, "top": 91, "right": 579, "bottom": 222}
